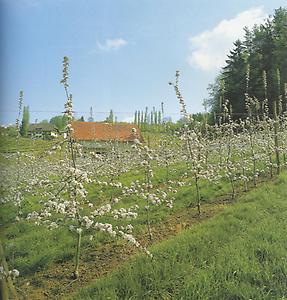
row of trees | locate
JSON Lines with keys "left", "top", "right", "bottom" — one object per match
{"left": 19, "top": 106, "right": 30, "bottom": 136}
{"left": 207, "top": 7, "right": 287, "bottom": 118}
{"left": 50, "top": 109, "right": 116, "bottom": 128}
{"left": 12, "top": 106, "right": 167, "bottom": 139}
{"left": 15, "top": 104, "right": 118, "bottom": 137}
{"left": 134, "top": 104, "right": 164, "bottom": 127}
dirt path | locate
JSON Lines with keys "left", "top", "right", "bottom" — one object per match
{"left": 15, "top": 174, "right": 277, "bottom": 300}
{"left": 16, "top": 199, "right": 230, "bottom": 300}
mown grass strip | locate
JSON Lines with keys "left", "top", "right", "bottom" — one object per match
{"left": 72, "top": 172, "right": 287, "bottom": 300}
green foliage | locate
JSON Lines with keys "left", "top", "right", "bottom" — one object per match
{"left": 105, "top": 110, "right": 114, "bottom": 123}
{"left": 20, "top": 106, "right": 30, "bottom": 137}
{"left": 49, "top": 115, "right": 68, "bottom": 131}
{"left": 208, "top": 7, "right": 287, "bottom": 118}
{"left": 3, "top": 223, "right": 74, "bottom": 275}
{"left": 0, "top": 136, "right": 55, "bottom": 153}
{"left": 0, "top": 126, "right": 17, "bottom": 137}
{"left": 73, "top": 172, "right": 287, "bottom": 300}
{"left": 134, "top": 106, "right": 165, "bottom": 129}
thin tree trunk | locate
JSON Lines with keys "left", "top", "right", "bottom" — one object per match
{"left": 195, "top": 175, "right": 201, "bottom": 215}
{"left": 0, "top": 242, "right": 19, "bottom": 300}
{"left": 73, "top": 229, "right": 82, "bottom": 279}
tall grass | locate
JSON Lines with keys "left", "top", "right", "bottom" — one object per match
{"left": 73, "top": 172, "right": 287, "bottom": 300}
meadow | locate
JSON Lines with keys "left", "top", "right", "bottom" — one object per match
{"left": 0, "top": 60, "right": 287, "bottom": 300}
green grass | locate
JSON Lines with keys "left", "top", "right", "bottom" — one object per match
{"left": 0, "top": 136, "right": 55, "bottom": 153}
{"left": 1, "top": 134, "right": 286, "bottom": 294}
{"left": 4, "top": 223, "right": 75, "bottom": 275}
{"left": 0, "top": 157, "right": 267, "bottom": 278}
{"left": 72, "top": 172, "right": 287, "bottom": 300}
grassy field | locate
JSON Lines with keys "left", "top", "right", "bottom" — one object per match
{"left": 73, "top": 172, "right": 287, "bottom": 300}
{"left": 0, "top": 136, "right": 55, "bottom": 153}
{"left": 0, "top": 153, "right": 234, "bottom": 279}
{"left": 1, "top": 134, "right": 286, "bottom": 299}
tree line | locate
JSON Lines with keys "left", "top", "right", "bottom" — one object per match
{"left": 14, "top": 108, "right": 118, "bottom": 137}
{"left": 207, "top": 7, "right": 287, "bottom": 119}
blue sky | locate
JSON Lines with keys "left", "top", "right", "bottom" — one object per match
{"left": 0, "top": 0, "right": 286, "bottom": 125}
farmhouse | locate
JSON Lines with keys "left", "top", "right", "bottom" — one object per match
{"left": 28, "top": 123, "right": 58, "bottom": 139}
{"left": 71, "top": 121, "right": 144, "bottom": 150}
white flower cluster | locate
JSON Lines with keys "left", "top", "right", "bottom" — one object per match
{"left": 94, "top": 222, "right": 117, "bottom": 237}
{"left": 92, "top": 204, "right": 112, "bottom": 217}
{"left": 81, "top": 215, "right": 94, "bottom": 229}
{"left": 116, "top": 224, "right": 134, "bottom": 233}
{"left": 112, "top": 205, "right": 139, "bottom": 219}
{"left": 64, "top": 98, "right": 73, "bottom": 121}
{"left": 26, "top": 199, "right": 79, "bottom": 225}
{"left": 0, "top": 266, "right": 20, "bottom": 280}
{"left": 90, "top": 152, "right": 103, "bottom": 160}
{"left": 119, "top": 231, "right": 152, "bottom": 258}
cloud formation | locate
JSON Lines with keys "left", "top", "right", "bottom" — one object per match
{"left": 97, "top": 38, "right": 127, "bottom": 51}
{"left": 187, "top": 7, "right": 267, "bottom": 71}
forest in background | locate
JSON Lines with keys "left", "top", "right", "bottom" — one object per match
{"left": 207, "top": 7, "right": 287, "bottom": 119}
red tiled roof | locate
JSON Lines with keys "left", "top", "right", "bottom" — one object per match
{"left": 71, "top": 122, "right": 144, "bottom": 142}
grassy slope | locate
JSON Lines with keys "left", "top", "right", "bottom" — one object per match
{"left": 1, "top": 135, "right": 286, "bottom": 298}
{"left": 0, "top": 136, "right": 55, "bottom": 153}
{"left": 0, "top": 156, "right": 234, "bottom": 277}
{"left": 73, "top": 172, "right": 287, "bottom": 300}
{"left": 0, "top": 163, "right": 237, "bottom": 278}
{"left": 0, "top": 144, "right": 278, "bottom": 280}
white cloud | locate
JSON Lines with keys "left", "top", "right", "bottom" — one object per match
{"left": 187, "top": 7, "right": 267, "bottom": 71}
{"left": 97, "top": 38, "right": 127, "bottom": 51}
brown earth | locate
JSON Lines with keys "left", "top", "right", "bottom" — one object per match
{"left": 16, "top": 176, "right": 274, "bottom": 300}
{"left": 16, "top": 200, "right": 230, "bottom": 300}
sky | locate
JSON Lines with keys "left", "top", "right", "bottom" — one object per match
{"left": 0, "top": 0, "right": 286, "bottom": 125}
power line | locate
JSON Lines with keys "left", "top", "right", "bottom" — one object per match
{"left": 2, "top": 110, "right": 284, "bottom": 116}
{"left": 0, "top": 110, "right": 182, "bottom": 115}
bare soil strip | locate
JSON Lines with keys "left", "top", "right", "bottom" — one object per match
{"left": 17, "top": 200, "right": 229, "bottom": 300}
